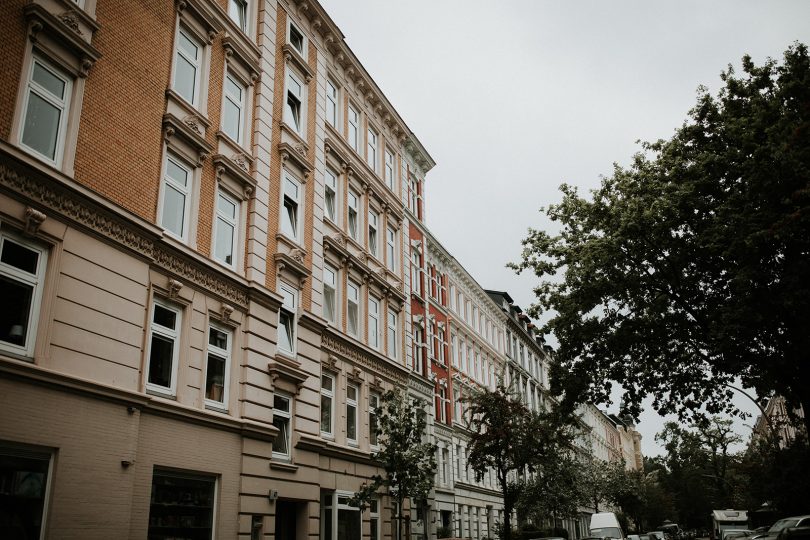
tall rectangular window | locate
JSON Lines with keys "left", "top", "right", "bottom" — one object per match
{"left": 369, "top": 392, "right": 380, "bottom": 448}
{"left": 272, "top": 393, "right": 292, "bottom": 460}
{"left": 326, "top": 79, "right": 338, "bottom": 128}
{"left": 288, "top": 21, "right": 305, "bottom": 55}
{"left": 228, "top": 0, "right": 248, "bottom": 32}
{"left": 368, "top": 210, "right": 379, "bottom": 258}
{"left": 173, "top": 28, "right": 202, "bottom": 107}
{"left": 366, "top": 127, "right": 378, "bottom": 172}
{"left": 160, "top": 154, "right": 192, "bottom": 241}
{"left": 281, "top": 173, "right": 301, "bottom": 242}
{"left": 213, "top": 189, "right": 239, "bottom": 268}
{"left": 0, "top": 231, "right": 47, "bottom": 357}
{"left": 20, "top": 56, "right": 71, "bottom": 165}
{"left": 386, "top": 227, "right": 396, "bottom": 272}
{"left": 222, "top": 74, "right": 246, "bottom": 144}
{"left": 285, "top": 71, "right": 304, "bottom": 134}
{"left": 437, "top": 327, "right": 446, "bottom": 364}
{"left": 408, "top": 174, "right": 418, "bottom": 215}
{"left": 452, "top": 336, "right": 458, "bottom": 368}
{"left": 149, "top": 470, "right": 215, "bottom": 538}
{"left": 278, "top": 282, "right": 297, "bottom": 356}
{"left": 321, "top": 374, "right": 334, "bottom": 438}
{"left": 410, "top": 246, "right": 421, "bottom": 296}
{"left": 346, "top": 383, "right": 358, "bottom": 445}
{"left": 323, "top": 263, "right": 337, "bottom": 324}
{"left": 205, "top": 324, "right": 231, "bottom": 409}
{"left": 439, "top": 387, "right": 447, "bottom": 423}
{"left": 454, "top": 389, "right": 462, "bottom": 423}
{"left": 384, "top": 149, "right": 395, "bottom": 190}
{"left": 347, "top": 280, "right": 360, "bottom": 338}
{"left": 369, "top": 498, "right": 380, "bottom": 540}
{"left": 347, "top": 105, "right": 359, "bottom": 152}
{"left": 387, "top": 308, "right": 398, "bottom": 360}
{"left": 347, "top": 189, "right": 360, "bottom": 241}
{"left": 368, "top": 296, "right": 380, "bottom": 349}
{"left": 324, "top": 167, "right": 338, "bottom": 223}
{"left": 147, "top": 300, "right": 181, "bottom": 394}
{"left": 412, "top": 323, "right": 424, "bottom": 375}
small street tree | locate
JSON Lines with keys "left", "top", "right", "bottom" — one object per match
{"left": 465, "top": 383, "right": 574, "bottom": 540}
{"left": 578, "top": 456, "right": 628, "bottom": 513}
{"left": 351, "top": 389, "right": 437, "bottom": 540}
{"left": 517, "top": 452, "right": 583, "bottom": 529}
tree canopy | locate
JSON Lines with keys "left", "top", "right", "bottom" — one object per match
{"left": 512, "top": 43, "right": 810, "bottom": 431}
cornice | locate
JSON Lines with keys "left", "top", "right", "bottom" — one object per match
{"left": 321, "top": 327, "right": 409, "bottom": 385}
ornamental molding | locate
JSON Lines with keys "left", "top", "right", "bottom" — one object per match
{"left": 24, "top": 207, "right": 46, "bottom": 236}
{"left": 57, "top": 10, "right": 83, "bottom": 36}
{"left": 153, "top": 246, "right": 249, "bottom": 308}
{"left": 321, "top": 330, "right": 407, "bottom": 386}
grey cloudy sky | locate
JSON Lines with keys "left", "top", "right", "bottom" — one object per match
{"left": 318, "top": 0, "right": 810, "bottom": 456}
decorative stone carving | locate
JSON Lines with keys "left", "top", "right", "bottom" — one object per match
{"left": 290, "top": 248, "right": 305, "bottom": 264}
{"left": 333, "top": 233, "right": 347, "bottom": 248}
{"left": 58, "top": 10, "right": 83, "bottom": 35}
{"left": 155, "top": 247, "right": 249, "bottom": 307}
{"left": 322, "top": 333, "right": 407, "bottom": 385}
{"left": 231, "top": 153, "right": 249, "bottom": 171}
{"left": 182, "top": 115, "right": 204, "bottom": 135}
{"left": 322, "top": 354, "right": 339, "bottom": 372}
{"left": 312, "top": 19, "right": 322, "bottom": 33}
{"left": 294, "top": 143, "right": 306, "bottom": 157}
{"left": 221, "top": 303, "right": 234, "bottom": 323}
{"left": 23, "top": 207, "right": 46, "bottom": 236}
{"left": 168, "top": 279, "right": 183, "bottom": 299}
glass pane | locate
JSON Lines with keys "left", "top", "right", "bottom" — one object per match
{"left": 337, "top": 508, "right": 361, "bottom": 540}
{"left": 272, "top": 417, "right": 289, "bottom": 454}
{"left": 278, "top": 312, "right": 293, "bottom": 352}
{"left": 274, "top": 395, "right": 290, "bottom": 412}
{"left": 166, "top": 158, "right": 188, "bottom": 186}
{"left": 174, "top": 55, "right": 197, "bottom": 104}
{"left": 347, "top": 386, "right": 357, "bottom": 401}
{"left": 218, "top": 193, "right": 237, "bottom": 220}
{"left": 348, "top": 304, "right": 357, "bottom": 335}
{"left": 205, "top": 353, "right": 226, "bottom": 403}
{"left": 320, "top": 394, "right": 332, "bottom": 433}
{"left": 153, "top": 305, "right": 176, "bottom": 330}
{"left": 1, "top": 239, "right": 39, "bottom": 274}
{"left": 285, "top": 178, "right": 299, "bottom": 199}
{"left": 148, "top": 334, "right": 174, "bottom": 388}
{"left": 178, "top": 31, "right": 199, "bottom": 60}
{"left": 0, "top": 276, "right": 33, "bottom": 347}
{"left": 228, "top": 0, "right": 246, "bottom": 30}
{"left": 0, "top": 452, "right": 50, "bottom": 540}
{"left": 22, "top": 92, "right": 60, "bottom": 160}
{"left": 209, "top": 327, "right": 228, "bottom": 349}
{"left": 162, "top": 184, "right": 186, "bottom": 237}
{"left": 226, "top": 76, "right": 242, "bottom": 99}
{"left": 148, "top": 472, "right": 215, "bottom": 537}
{"left": 347, "top": 404, "right": 356, "bottom": 439}
{"left": 32, "top": 61, "right": 65, "bottom": 99}
{"left": 324, "top": 289, "right": 334, "bottom": 322}
{"left": 325, "top": 190, "right": 335, "bottom": 220}
{"left": 283, "top": 198, "right": 297, "bottom": 238}
{"left": 223, "top": 98, "right": 241, "bottom": 142}
{"left": 215, "top": 218, "right": 235, "bottom": 265}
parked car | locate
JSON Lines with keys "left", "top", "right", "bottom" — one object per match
{"left": 591, "top": 513, "right": 625, "bottom": 540}
{"left": 780, "top": 528, "right": 810, "bottom": 540}
{"left": 724, "top": 530, "right": 756, "bottom": 540}
{"left": 754, "top": 517, "right": 810, "bottom": 540}
{"left": 648, "top": 531, "right": 666, "bottom": 540}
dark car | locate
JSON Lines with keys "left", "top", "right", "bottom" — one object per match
{"left": 779, "top": 528, "right": 810, "bottom": 540}
{"left": 754, "top": 517, "right": 810, "bottom": 540}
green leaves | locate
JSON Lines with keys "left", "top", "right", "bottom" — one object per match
{"left": 514, "top": 43, "right": 810, "bottom": 429}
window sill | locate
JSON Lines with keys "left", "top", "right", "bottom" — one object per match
{"left": 270, "top": 459, "right": 298, "bottom": 472}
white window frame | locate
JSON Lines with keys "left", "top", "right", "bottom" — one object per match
{"left": 368, "top": 296, "right": 380, "bottom": 349}
{"left": 323, "top": 263, "right": 338, "bottom": 324}
{"left": 158, "top": 152, "right": 193, "bottom": 242}
{"left": 228, "top": 0, "right": 248, "bottom": 33}
{"left": 287, "top": 19, "right": 306, "bottom": 57}
{"left": 278, "top": 282, "right": 297, "bottom": 357}
{"left": 346, "top": 383, "right": 358, "bottom": 446}
{"left": 347, "top": 280, "right": 360, "bottom": 338}
{"left": 387, "top": 308, "right": 398, "bottom": 360}
{"left": 384, "top": 148, "right": 395, "bottom": 191}
{"left": 281, "top": 171, "right": 302, "bottom": 243}
{"left": 222, "top": 72, "right": 247, "bottom": 145}
{"left": 347, "top": 105, "right": 359, "bottom": 152}
{"left": 412, "top": 323, "right": 424, "bottom": 375}
{"left": 272, "top": 393, "right": 293, "bottom": 460}
{"left": 284, "top": 69, "right": 305, "bottom": 135}
{"left": 145, "top": 298, "right": 182, "bottom": 396}
{"left": 204, "top": 322, "right": 231, "bottom": 410}
{"left": 18, "top": 55, "right": 72, "bottom": 167}
{"left": 326, "top": 79, "right": 339, "bottom": 129}
{"left": 347, "top": 189, "right": 361, "bottom": 242}
{"left": 321, "top": 373, "right": 335, "bottom": 438}
{"left": 386, "top": 226, "right": 397, "bottom": 272}
{"left": 369, "top": 497, "right": 380, "bottom": 540}
{"left": 0, "top": 230, "right": 48, "bottom": 358}
{"left": 172, "top": 26, "right": 203, "bottom": 108}
{"left": 324, "top": 167, "right": 338, "bottom": 224}
{"left": 213, "top": 188, "right": 240, "bottom": 269}
{"left": 368, "top": 209, "right": 379, "bottom": 258}
{"left": 369, "top": 392, "right": 380, "bottom": 449}
{"left": 366, "top": 127, "right": 378, "bottom": 173}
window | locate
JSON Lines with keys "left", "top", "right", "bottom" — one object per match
{"left": 146, "top": 299, "right": 181, "bottom": 395}
{"left": 437, "top": 327, "right": 445, "bottom": 364}
{"left": 452, "top": 336, "right": 458, "bottom": 367}
{"left": 410, "top": 246, "right": 421, "bottom": 296}
{"left": 369, "top": 498, "right": 380, "bottom": 540}
{"left": 412, "top": 323, "right": 424, "bottom": 375}
{"left": 285, "top": 71, "right": 304, "bottom": 134}
{"left": 159, "top": 153, "right": 193, "bottom": 241}
{"left": 385, "top": 227, "right": 396, "bottom": 272}
{"left": 368, "top": 210, "right": 379, "bottom": 258}
{"left": 272, "top": 393, "right": 292, "bottom": 459}
{"left": 321, "top": 374, "right": 334, "bottom": 438}
{"left": 366, "top": 127, "right": 378, "bottom": 172}
{"left": 387, "top": 308, "right": 398, "bottom": 360}
{"left": 408, "top": 174, "right": 418, "bottom": 215}
{"left": 441, "top": 447, "right": 449, "bottom": 484}
{"left": 213, "top": 189, "right": 239, "bottom": 268}
{"left": 384, "top": 149, "right": 395, "bottom": 190}
{"left": 149, "top": 470, "right": 215, "bottom": 537}
{"left": 321, "top": 493, "right": 361, "bottom": 540}
{"left": 0, "top": 446, "right": 52, "bottom": 539}
{"left": 454, "top": 389, "right": 462, "bottom": 423}
{"left": 204, "top": 324, "right": 231, "bottom": 409}
{"left": 228, "top": 0, "right": 248, "bottom": 32}
{"left": 347, "top": 189, "right": 360, "bottom": 242}
{"left": 281, "top": 173, "right": 301, "bottom": 242}
{"left": 347, "top": 105, "right": 359, "bottom": 152}
{"left": 19, "top": 55, "right": 72, "bottom": 165}
{"left": 222, "top": 74, "right": 246, "bottom": 144}
{"left": 323, "top": 263, "right": 337, "bottom": 324}
{"left": 288, "top": 21, "right": 305, "bottom": 56}
{"left": 326, "top": 79, "right": 338, "bottom": 128}
{"left": 173, "top": 27, "right": 202, "bottom": 107}
{"left": 346, "top": 383, "right": 358, "bottom": 445}
{"left": 278, "top": 282, "right": 297, "bottom": 356}
{"left": 369, "top": 392, "right": 380, "bottom": 448}
{"left": 449, "top": 284, "right": 456, "bottom": 311}
{"left": 0, "top": 231, "right": 47, "bottom": 357}
{"left": 347, "top": 280, "right": 360, "bottom": 338}
{"left": 439, "top": 387, "right": 447, "bottom": 423}
{"left": 324, "top": 167, "right": 338, "bottom": 223}
{"left": 368, "top": 296, "right": 380, "bottom": 349}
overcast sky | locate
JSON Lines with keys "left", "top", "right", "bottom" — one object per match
{"left": 318, "top": 0, "right": 810, "bottom": 456}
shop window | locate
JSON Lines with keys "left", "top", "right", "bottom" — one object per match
{"left": 148, "top": 470, "right": 215, "bottom": 538}
{"left": 0, "top": 447, "right": 51, "bottom": 540}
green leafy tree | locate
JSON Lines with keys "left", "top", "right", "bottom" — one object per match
{"left": 465, "top": 384, "right": 574, "bottom": 540}
{"left": 511, "top": 43, "right": 810, "bottom": 433}
{"left": 517, "top": 452, "right": 583, "bottom": 527}
{"left": 578, "top": 456, "right": 629, "bottom": 513}
{"left": 351, "top": 390, "right": 436, "bottom": 540}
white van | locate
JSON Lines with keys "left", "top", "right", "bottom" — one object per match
{"left": 590, "top": 512, "right": 625, "bottom": 540}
